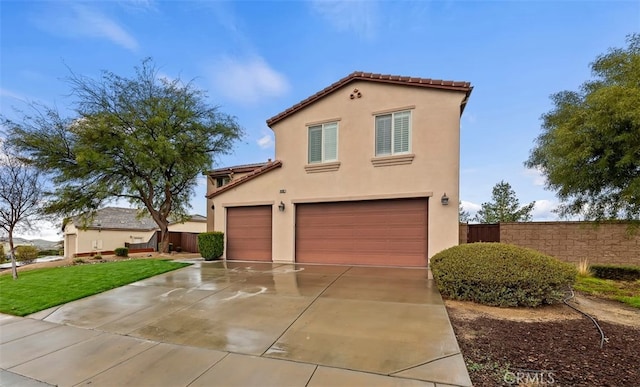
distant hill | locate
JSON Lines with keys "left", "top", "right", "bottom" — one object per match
{"left": 0, "top": 237, "right": 61, "bottom": 251}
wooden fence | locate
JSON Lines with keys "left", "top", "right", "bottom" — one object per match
{"left": 467, "top": 223, "right": 500, "bottom": 243}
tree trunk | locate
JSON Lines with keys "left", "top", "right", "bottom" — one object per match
{"left": 9, "top": 229, "right": 18, "bottom": 280}
{"left": 158, "top": 224, "right": 170, "bottom": 253}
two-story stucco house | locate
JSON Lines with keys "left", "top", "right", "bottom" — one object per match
{"left": 206, "top": 72, "right": 472, "bottom": 267}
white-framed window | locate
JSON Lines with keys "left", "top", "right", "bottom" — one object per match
{"left": 308, "top": 122, "right": 338, "bottom": 164}
{"left": 375, "top": 110, "right": 411, "bottom": 156}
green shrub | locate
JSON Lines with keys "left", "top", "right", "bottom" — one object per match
{"left": 198, "top": 232, "right": 224, "bottom": 261}
{"left": 92, "top": 254, "right": 103, "bottom": 260}
{"left": 15, "top": 245, "right": 39, "bottom": 263}
{"left": 430, "top": 243, "right": 577, "bottom": 307}
{"left": 0, "top": 244, "right": 5, "bottom": 263}
{"left": 590, "top": 265, "right": 640, "bottom": 281}
{"left": 38, "top": 249, "right": 61, "bottom": 256}
{"left": 114, "top": 247, "right": 129, "bottom": 257}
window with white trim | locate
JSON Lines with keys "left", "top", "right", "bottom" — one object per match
{"left": 375, "top": 110, "right": 411, "bottom": 156}
{"left": 308, "top": 122, "right": 338, "bottom": 163}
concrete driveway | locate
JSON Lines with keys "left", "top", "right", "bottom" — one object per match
{"left": 0, "top": 261, "right": 471, "bottom": 386}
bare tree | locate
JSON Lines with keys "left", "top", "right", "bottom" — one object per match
{"left": 0, "top": 140, "right": 43, "bottom": 279}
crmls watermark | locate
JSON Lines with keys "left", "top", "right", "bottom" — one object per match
{"left": 504, "top": 369, "right": 556, "bottom": 385}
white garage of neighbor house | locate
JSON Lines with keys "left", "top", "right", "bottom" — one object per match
{"left": 63, "top": 207, "right": 206, "bottom": 258}
{"left": 206, "top": 72, "right": 472, "bottom": 267}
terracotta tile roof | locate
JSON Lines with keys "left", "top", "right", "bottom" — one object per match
{"left": 206, "top": 160, "right": 283, "bottom": 199}
{"left": 266, "top": 71, "right": 473, "bottom": 127}
{"left": 205, "top": 162, "right": 268, "bottom": 177}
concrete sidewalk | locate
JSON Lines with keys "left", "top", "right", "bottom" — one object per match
{"left": 0, "top": 261, "right": 471, "bottom": 386}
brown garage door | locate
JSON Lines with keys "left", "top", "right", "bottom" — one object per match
{"left": 227, "top": 206, "right": 272, "bottom": 261}
{"left": 295, "top": 198, "right": 428, "bottom": 267}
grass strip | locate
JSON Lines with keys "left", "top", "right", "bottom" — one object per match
{"left": 575, "top": 275, "right": 640, "bottom": 309}
{"left": 0, "top": 259, "right": 191, "bottom": 316}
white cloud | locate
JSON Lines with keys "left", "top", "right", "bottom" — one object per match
{"left": 210, "top": 56, "right": 289, "bottom": 103}
{"left": 524, "top": 167, "right": 546, "bottom": 187}
{"left": 461, "top": 200, "right": 481, "bottom": 213}
{"left": 0, "top": 88, "right": 25, "bottom": 100}
{"left": 119, "top": 0, "right": 157, "bottom": 12}
{"left": 257, "top": 134, "right": 274, "bottom": 149}
{"left": 531, "top": 199, "right": 558, "bottom": 221}
{"left": 14, "top": 219, "right": 62, "bottom": 242}
{"left": 33, "top": 5, "right": 139, "bottom": 52}
{"left": 460, "top": 200, "right": 481, "bottom": 221}
{"left": 310, "top": 0, "right": 378, "bottom": 39}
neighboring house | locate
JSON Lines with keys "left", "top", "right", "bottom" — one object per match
{"left": 63, "top": 207, "right": 207, "bottom": 258}
{"left": 206, "top": 71, "right": 472, "bottom": 267}
{"left": 0, "top": 238, "right": 35, "bottom": 255}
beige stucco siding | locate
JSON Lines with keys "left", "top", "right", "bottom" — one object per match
{"left": 206, "top": 178, "right": 216, "bottom": 231}
{"left": 210, "top": 81, "right": 465, "bottom": 263}
{"left": 63, "top": 223, "right": 156, "bottom": 257}
{"left": 168, "top": 220, "right": 206, "bottom": 233}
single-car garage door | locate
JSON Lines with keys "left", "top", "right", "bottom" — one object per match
{"left": 227, "top": 206, "right": 272, "bottom": 261}
{"left": 295, "top": 198, "right": 428, "bottom": 267}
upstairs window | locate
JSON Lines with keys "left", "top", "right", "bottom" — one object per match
{"left": 375, "top": 111, "right": 411, "bottom": 156}
{"left": 216, "top": 177, "right": 230, "bottom": 188}
{"left": 308, "top": 122, "right": 338, "bottom": 164}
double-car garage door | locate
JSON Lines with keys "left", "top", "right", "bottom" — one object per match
{"left": 296, "top": 198, "right": 428, "bottom": 267}
{"left": 226, "top": 198, "right": 428, "bottom": 267}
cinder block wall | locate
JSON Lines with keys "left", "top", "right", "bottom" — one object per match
{"left": 500, "top": 222, "right": 639, "bottom": 266}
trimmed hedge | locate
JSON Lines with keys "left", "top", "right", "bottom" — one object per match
{"left": 198, "top": 232, "right": 224, "bottom": 261}
{"left": 590, "top": 265, "right": 640, "bottom": 281}
{"left": 430, "top": 243, "right": 577, "bottom": 307}
{"left": 38, "top": 249, "right": 61, "bottom": 256}
{"left": 114, "top": 247, "right": 129, "bottom": 257}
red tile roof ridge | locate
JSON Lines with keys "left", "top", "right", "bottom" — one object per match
{"left": 206, "top": 160, "right": 282, "bottom": 199}
{"left": 266, "top": 71, "right": 472, "bottom": 127}
{"left": 205, "top": 161, "right": 268, "bottom": 175}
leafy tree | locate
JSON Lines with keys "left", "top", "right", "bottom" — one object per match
{"left": 474, "top": 181, "right": 535, "bottom": 223}
{"left": 0, "top": 141, "right": 43, "bottom": 279}
{"left": 4, "top": 59, "right": 243, "bottom": 253}
{"left": 459, "top": 201, "right": 471, "bottom": 223}
{"left": 526, "top": 34, "right": 640, "bottom": 221}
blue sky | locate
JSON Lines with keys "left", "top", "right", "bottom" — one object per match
{"left": 1, "top": 0, "right": 639, "bottom": 241}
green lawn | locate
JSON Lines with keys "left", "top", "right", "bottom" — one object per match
{"left": 575, "top": 275, "right": 640, "bottom": 308}
{"left": 0, "top": 259, "right": 191, "bottom": 316}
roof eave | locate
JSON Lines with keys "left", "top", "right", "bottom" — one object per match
{"left": 206, "top": 160, "right": 283, "bottom": 199}
{"left": 266, "top": 71, "right": 473, "bottom": 127}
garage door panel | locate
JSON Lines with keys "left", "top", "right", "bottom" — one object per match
{"left": 227, "top": 206, "right": 272, "bottom": 261}
{"left": 296, "top": 198, "right": 428, "bottom": 267}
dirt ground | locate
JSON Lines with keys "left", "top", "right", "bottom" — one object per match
{"left": 446, "top": 296, "right": 640, "bottom": 386}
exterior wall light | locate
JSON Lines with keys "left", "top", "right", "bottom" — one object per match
{"left": 278, "top": 201, "right": 286, "bottom": 212}
{"left": 441, "top": 193, "right": 449, "bottom": 206}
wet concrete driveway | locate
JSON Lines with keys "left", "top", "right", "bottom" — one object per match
{"left": 1, "top": 261, "right": 471, "bottom": 386}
